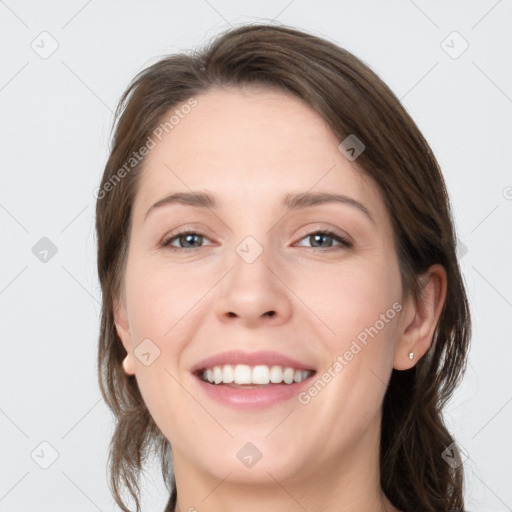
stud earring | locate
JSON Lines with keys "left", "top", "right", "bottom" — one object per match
{"left": 122, "top": 354, "right": 133, "bottom": 375}
{"left": 408, "top": 352, "right": 414, "bottom": 360}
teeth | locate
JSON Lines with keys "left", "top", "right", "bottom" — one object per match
{"left": 283, "top": 367, "right": 294, "bottom": 384}
{"left": 270, "top": 365, "right": 283, "bottom": 383}
{"left": 252, "top": 365, "right": 270, "bottom": 384}
{"left": 234, "top": 364, "right": 252, "bottom": 384}
{"left": 222, "top": 364, "right": 234, "bottom": 383}
{"left": 200, "top": 364, "right": 313, "bottom": 385}
{"left": 213, "top": 366, "right": 223, "bottom": 384}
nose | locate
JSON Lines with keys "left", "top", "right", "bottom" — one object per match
{"left": 214, "top": 252, "right": 292, "bottom": 329}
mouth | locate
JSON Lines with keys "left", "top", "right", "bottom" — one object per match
{"left": 189, "top": 349, "right": 318, "bottom": 408}
{"left": 193, "top": 364, "right": 316, "bottom": 388}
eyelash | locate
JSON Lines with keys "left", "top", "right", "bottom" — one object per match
{"left": 160, "top": 229, "right": 353, "bottom": 252}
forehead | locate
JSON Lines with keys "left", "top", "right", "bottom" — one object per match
{"left": 132, "top": 86, "right": 386, "bottom": 221}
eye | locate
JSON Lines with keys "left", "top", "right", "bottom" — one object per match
{"left": 160, "top": 229, "right": 353, "bottom": 251}
{"left": 295, "top": 229, "right": 353, "bottom": 250}
{"left": 160, "top": 230, "right": 213, "bottom": 250}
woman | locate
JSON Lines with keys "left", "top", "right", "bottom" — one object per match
{"left": 96, "top": 23, "right": 471, "bottom": 512}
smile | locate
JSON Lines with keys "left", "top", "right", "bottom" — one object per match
{"left": 198, "top": 364, "right": 314, "bottom": 386}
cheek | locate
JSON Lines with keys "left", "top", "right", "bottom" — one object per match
{"left": 125, "top": 259, "right": 211, "bottom": 340}
{"left": 294, "top": 254, "right": 402, "bottom": 344}
{"left": 296, "top": 272, "right": 401, "bottom": 449}
{"left": 295, "top": 254, "right": 402, "bottom": 408}
{"left": 299, "top": 256, "right": 401, "bottom": 420}
{"left": 122, "top": 258, "right": 217, "bottom": 425}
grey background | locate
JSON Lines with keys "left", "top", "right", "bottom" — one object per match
{"left": 1, "top": 1, "right": 511, "bottom": 510}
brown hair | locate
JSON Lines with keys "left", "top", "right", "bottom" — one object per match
{"left": 96, "top": 23, "right": 471, "bottom": 512}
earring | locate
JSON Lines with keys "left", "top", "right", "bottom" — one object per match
{"left": 408, "top": 352, "right": 414, "bottom": 360}
{"left": 122, "top": 354, "right": 133, "bottom": 375}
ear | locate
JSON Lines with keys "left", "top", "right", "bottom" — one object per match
{"left": 114, "top": 295, "right": 135, "bottom": 375}
{"left": 394, "top": 264, "right": 447, "bottom": 370}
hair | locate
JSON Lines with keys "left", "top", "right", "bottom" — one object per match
{"left": 96, "top": 22, "right": 471, "bottom": 512}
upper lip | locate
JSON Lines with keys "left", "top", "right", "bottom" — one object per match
{"left": 190, "top": 350, "right": 316, "bottom": 374}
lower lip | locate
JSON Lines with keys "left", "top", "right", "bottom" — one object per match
{"left": 193, "top": 374, "right": 315, "bottom": 409}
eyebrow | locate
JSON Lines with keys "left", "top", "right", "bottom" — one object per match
{"left": 144, "top": 190, "right": 375, "bottom": 224}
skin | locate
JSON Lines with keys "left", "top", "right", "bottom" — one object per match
{"left": 114, "top": 86, "right": 447, "bottom": 512}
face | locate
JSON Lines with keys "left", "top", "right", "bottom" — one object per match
{"left": 115, "top": 86, "right": 410, "bottom": 487}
